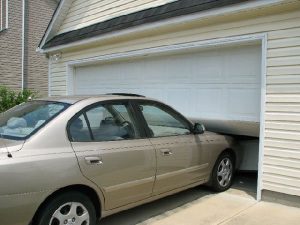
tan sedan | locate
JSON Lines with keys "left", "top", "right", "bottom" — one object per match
{"left": 0, "top": 94, "right": 240, "bottom": 225}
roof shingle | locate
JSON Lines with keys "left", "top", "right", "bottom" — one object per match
{"left": 43, "top": 0, "right": 248, "bottom": 49}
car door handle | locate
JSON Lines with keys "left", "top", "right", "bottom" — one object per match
{"left": 160, "top": 149, "right": 173, "bottom": 156}
{"left": 85, "top": 156, "right": 103, "bottom": 165}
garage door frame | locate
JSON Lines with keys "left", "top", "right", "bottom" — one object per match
{"left": 65, "top": 33, "right": 267, "bottom": 200}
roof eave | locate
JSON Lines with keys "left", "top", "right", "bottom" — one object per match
{"left": 38, "top": 0, "right": 73, "bottom": 51}
{"left": 39, "top": 0, "right": 292, "bottom": 54}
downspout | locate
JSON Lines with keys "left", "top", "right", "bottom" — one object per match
{"left": 0, "top": 0, "right": 2, "bottom": 31}
{"left": 21, "top": 0, "right": 26, "bottom": 91}
{"left": 6, "top": 0, "right": 8, "bottom": 29}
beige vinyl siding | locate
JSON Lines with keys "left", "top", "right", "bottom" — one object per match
{"left": 264, "top": 16, "right": 300, "bottom": 196}
{"left": 49, "top": 5, "right": 300, "bottom": 196}
{"left": 57, "top": 0, "right": 177, "bottom": 34}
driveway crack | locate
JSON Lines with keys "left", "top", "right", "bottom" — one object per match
{"left": 216, "top": 201, "right": 258, "bottom": 225}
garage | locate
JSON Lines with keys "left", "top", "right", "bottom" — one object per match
{"left": 73, "top": 43, "right": 261, "bottom": 124}
{"left": 40, "top": 0, "right": 300, "bottom": 202}
{"left": 71, "top": 41, "right": 262, "bottom": 174}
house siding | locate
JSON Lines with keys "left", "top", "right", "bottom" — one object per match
{"left": 49, "top": 4, "right": 300, "bottom": 196}
{"left": 0, "top": 0, "right": 56, "bottom": 96}
{"left": 26, "top": 0, "right": 57, "bottom": 96}
{"left": 0, "top": 0, "right": 23, "bottom": 91}
{"left": 57, "top": 0, "right": 177, "bottom": 34}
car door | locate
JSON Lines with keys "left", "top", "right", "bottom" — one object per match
{"left": 68, "top": 101, "right": 156, "bottom": 210}
{"left": 134, "top": 101, "right": 210, "bottom": 195}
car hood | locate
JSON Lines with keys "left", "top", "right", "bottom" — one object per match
{"left": 0, "top": 138, "right": 25, "bottom": 155}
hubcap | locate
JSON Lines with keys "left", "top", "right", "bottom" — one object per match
{"left": 49, "top": 202, "right": 89, "bottom": 225}
{"left": 217, "top": 158, "right": 233, "bottom": 187}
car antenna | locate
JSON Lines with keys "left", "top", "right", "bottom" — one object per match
{"left": 0, "top": 115, "right": 12, "bottom": 158}
{"left": 1, "top": 135, "right": 12, "bottom": 159}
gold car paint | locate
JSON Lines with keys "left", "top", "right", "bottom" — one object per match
{"left": 0, "top": 189, "right": 53, "bottom": 225}
{"left": 72, "top": 138, "right": 156, "bottom": 210}
{"left": 149, "top": 134, "right": 210, "bottom": 195}
{"left": 0, "top": 96, "right": 238, "bottom": 225}
{"left": 204, "top": 131, "right": 241, "bottom": 170}
{"left": 0, "top": 138, "right": 24, "bottom": 153}
{"left": 0, "top": 98, "right": 108, "bottom": 225}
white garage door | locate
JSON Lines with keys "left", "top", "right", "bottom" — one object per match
{"left": 74, "top": 44, "right": 261, "bottom": 122}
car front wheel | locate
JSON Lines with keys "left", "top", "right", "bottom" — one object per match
{"left": 34, "top": 191, "right": 97, "bottom": 225}
{"left": 211, "top": 152, "right": 234, "bottom": 192}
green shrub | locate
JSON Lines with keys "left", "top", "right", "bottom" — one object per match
{"left": 0, "top": 86, "right": 37, "bottom": 113}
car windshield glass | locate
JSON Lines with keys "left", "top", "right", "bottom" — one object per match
{"left": 0, "top": 101, "right": 70, "bottom": 140}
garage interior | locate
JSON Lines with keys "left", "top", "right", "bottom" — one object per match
{"left": 72, "top": 40, "right": 262, "bottom": 198}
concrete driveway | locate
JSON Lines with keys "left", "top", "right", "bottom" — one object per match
{"left": 98, "top": 174, "right": 300, "bottom": 225}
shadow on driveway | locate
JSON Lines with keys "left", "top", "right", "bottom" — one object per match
{"left": 99, "top": 186, "right": 213, "bottom": 225}
{"left": 99, "top": 172, "right": 257, "bottom": 225}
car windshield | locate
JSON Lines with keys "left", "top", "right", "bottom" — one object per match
{"left": 0, "top": 101, "right": 70, "bottom": 140}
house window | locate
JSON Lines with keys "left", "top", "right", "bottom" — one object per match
{"left": 0, "top": 0, "right": 8, "bottom": 31}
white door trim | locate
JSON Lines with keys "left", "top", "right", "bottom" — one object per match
{"left": 257, "top": 34, "right": 267, "bottom": 201}
{"left": 66, "top": 33, "right": 267, "bottom": 200}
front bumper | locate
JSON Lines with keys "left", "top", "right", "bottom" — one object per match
{"left": 0, "top": 190, "right": 52, "bottom": 225}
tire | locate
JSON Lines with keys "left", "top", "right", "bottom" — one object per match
{"left": 34, "top": 191, "right": 97, "bottom": 225}
{"left": 211, "top": 152, "right": 235, "bottom": 192}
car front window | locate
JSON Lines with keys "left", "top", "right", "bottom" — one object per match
{"left": 0, "top": 101, "right": 69, "bottom": 140}
{"left": 139, "top": 104, "right": 191, "bottom": 137}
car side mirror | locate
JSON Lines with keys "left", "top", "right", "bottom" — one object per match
{"left": 193, "top": 123, "right": 205, "bottom": 134}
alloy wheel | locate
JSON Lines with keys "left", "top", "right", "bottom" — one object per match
{"left": 217, "top": 157, "right": 233, "bottom": 187}
{"left": 49, "top": 202, "right": 90, "bottom": 225}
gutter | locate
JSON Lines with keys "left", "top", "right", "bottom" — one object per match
{"left": 21, "top": 0, "right": 25, "bottom": 91}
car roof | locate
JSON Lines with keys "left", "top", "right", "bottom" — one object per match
{"left": 38, "top": 94, "right": 147, "bottom": 104}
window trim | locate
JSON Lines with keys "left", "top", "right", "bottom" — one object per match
{"left": 67, "top": 100, "right": 148, "bottom": 143}
{"left": 0, "top": 0, "right": 8, "bottom": 32}
{"left": 132, "top": 100, "right": 195, "bottom": 139}
{"left": 83, "top": 112, "right": 94, "bottom": 140}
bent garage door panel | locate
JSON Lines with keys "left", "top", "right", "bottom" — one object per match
{"left": 74, "top": 44, "right": 261, "bottom": 123}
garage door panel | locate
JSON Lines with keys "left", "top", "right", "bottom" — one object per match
{"left": 165, "top": 89, "right": 191, "bottom": 113}
{"left": 224, "top": 45, "right": 261, "bottom": 80}
{"left": 74, "top": 44, "right": 261, "bottom": 122}
{"left": 228, "top": 88, "right": 261, "bottom": 121}
{"left": 139, "top": 89, "right": 166, "bottom": 102}
{"left": 191, "top": 88, "right": 223, "bottom": 119}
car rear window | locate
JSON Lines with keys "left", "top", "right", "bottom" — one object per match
{"left": 0, "top": 101, "right": 70, "bottom": 140}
